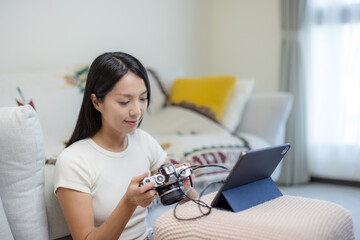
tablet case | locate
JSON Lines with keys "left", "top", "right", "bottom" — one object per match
{"left": 214, "top": 177, "right": 282, "bottom": 212}
{"left": 211, "top": 144, "right": 290, "bottom": 212}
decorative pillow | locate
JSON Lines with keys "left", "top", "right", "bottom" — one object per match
{"left": 170, "top": 76, "right": 236, "bottom": 120}
{"left": 0, "top": 196, "right": 14, "bottom": 240}
{"left": 220, "top": 78, "right": 255, "bottom": 132}
{"left": 0, "top": 105, "right": 48, "bottom": 239}
{"left": 0, "top": 67, "right": 84, "bottom": 159}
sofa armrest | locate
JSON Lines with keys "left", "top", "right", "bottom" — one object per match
{"left": 45, "top": 165, "right": 71, "bottom": 239}
{"left": 236, "top": 92, "right": 293, "bottom": 146}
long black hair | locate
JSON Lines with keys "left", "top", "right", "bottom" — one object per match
{"left": 66, "top": 52, "right": 151, "bottom": 147}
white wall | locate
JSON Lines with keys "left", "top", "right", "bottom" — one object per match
{"left": 0, "top": 0, "right": 280, "bottom": 92}
{"left": 0, "top": 0, "right": 212, "bottom": 75}
{"left": 211, "top": 0, "right": 281, "bottom": 93}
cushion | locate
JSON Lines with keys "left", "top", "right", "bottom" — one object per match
{"left": 0, "top": 105, "right": 48, "bottom": 239}
{"left": 154, "top": 192, "right": 355, "bottom": 240}
{"left": 0, "top": 196, "right": 14, "bottom": 240}
{"left": 220, "top": 78, "right": 255, "bottom": 132}
{"left": 0, "top": 67, "right": 84, "bottom": 158}
{"left": 170, "top": 76, "right": 236, "bottom": 120}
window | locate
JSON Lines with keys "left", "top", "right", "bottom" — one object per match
{"left": 306, "top": 0, "right": 360, "bottom": 181}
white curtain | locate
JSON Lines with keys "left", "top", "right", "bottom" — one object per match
{"left": 306, "top": 0, "right": 360, "bottom": 181}
{"left": 278, "top": 0, "right": 310, "bottom": 186}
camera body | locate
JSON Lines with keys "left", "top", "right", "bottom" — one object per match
{"left": 139, "top": 163, "right": 191, "bottom": 205}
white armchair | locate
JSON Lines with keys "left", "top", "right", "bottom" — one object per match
{"left": 237, "top": 92, "right": 293, "bottom": 147}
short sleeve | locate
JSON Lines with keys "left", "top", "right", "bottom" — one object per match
{"left": 53, "top": 147, "right": 93, "bottom": 195}
{"left": 149, "top": 141, "right": 167, "bottom": 172}
{"left": 135, "top": 129, "right": 167, "bottom": 172}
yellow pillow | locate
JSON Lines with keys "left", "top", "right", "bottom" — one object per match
{"left": 170, "top": 76, "right": 236, "bottom": 120}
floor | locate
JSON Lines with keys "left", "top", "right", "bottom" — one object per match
{"left": 147, "top": 182, "right": 360, "bottom": 239}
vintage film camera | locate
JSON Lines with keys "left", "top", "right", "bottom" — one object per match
{"left": 139, "top": 163, "right": 192, "bottom": 205}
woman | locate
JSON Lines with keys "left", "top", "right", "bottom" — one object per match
{"left": 54, "top": 52, "right": 197, "bottom": 240}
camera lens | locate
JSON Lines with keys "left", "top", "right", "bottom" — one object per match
{"left": 157, "top": 183, "right": 185, "bottom": 205}
{"left": 161, "top": 190, "right": 185, "bottom": 205}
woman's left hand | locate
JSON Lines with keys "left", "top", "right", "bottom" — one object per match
{"left": 174, "top": 163, "right": 199, "bottom": 200}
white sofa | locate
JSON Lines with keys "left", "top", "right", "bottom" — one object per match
{"left": 0, "top": 67, "right": 292, "bottom": 239}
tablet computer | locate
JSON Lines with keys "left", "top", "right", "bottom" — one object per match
{"left": 211, "top": 143, "right": 291, "bottom": 212}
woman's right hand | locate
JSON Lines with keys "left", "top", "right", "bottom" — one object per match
{"left": 123, "top": 172, "right": 157, "bottom": 208}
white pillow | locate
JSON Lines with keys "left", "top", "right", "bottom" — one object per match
{"left": 0, "top": 105, "right": 48, "bottom": 240}
{"left": 0, "top": 196, "right": 14, "bottom": 240}
{"left": 220, "top": 78, "right": 255, "bottom": 132}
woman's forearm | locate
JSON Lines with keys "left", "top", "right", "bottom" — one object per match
{"left": 85, "top": 196, "right": 137, "bottom": 240}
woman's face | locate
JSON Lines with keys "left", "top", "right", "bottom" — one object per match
{"left": 95, "top": 71, "right": 148, "bottom": 135}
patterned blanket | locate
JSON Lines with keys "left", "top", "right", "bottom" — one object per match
{"left": 140, "top": 105, "right": 249, "bottom": 188}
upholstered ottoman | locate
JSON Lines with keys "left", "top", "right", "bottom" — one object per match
{"left": 154, "top": 192, "right": 354, "bottom": 240}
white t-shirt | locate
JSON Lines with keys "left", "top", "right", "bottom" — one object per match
{"left": 53, "top": 129, "right": 167, "bottom": 240}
